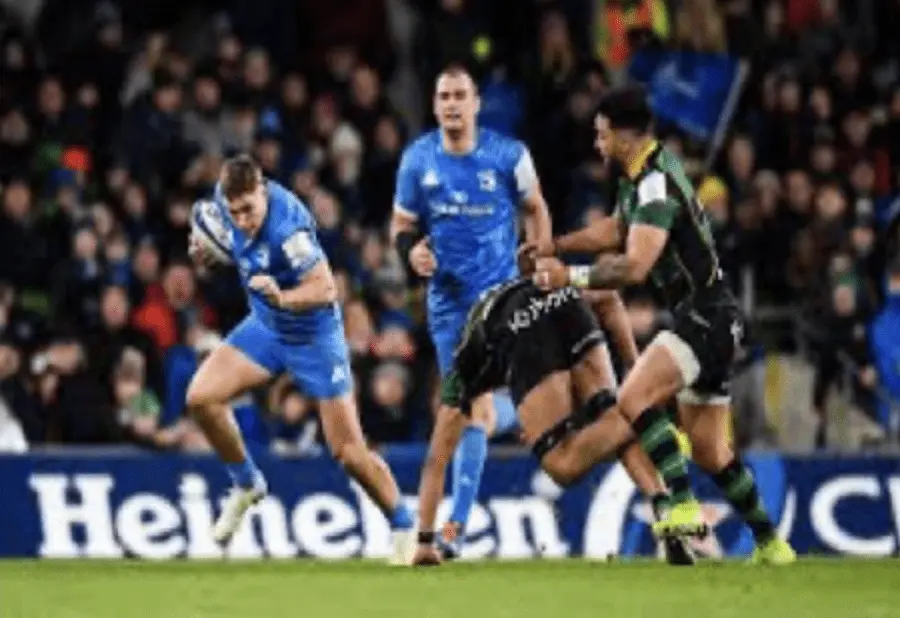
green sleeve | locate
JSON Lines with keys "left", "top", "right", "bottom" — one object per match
{"left": 632, "top": 197, "right": 679, "bottom": 230}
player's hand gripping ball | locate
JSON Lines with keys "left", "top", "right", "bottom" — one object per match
{"left": 533, "top": 256, "right": 569, "bottom": 291}
{"left": 249, "top": 275, "right": 283, "bottom": 308}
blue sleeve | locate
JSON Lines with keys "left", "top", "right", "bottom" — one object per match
{"left": 393, "top": 146, "right": 422, "bottom": 219}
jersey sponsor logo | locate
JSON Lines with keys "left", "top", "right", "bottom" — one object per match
{"left": 282, "top": 232, "right": 314, "bottom": 269}
{"left": 429, "top": 202, "right": 496, "bottom": 217}
{"left": 506, "top": 288, "right": 580, "bottom": 334}
{"left": 478, "top": 169, "right": 497, "bottom": 192}
{"left": 451, "top": 191, "right": 468, "bottom": 203}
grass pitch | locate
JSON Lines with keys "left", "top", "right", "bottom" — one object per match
{"left": 1, "top": 558, "right": 896, "bottom": 618}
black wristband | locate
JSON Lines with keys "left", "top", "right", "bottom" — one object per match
{"left": 418, "top": 531, "right": 435, "bottom": 545}
{"left": 395, "top": 231, "right": 420, "bottom": 268}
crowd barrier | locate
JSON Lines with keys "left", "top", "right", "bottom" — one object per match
{"left": 1, "top": 449, "right": 898, "bottom": 559}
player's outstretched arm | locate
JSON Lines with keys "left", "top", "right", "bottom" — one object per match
{"left": 553, "top": 215, "right": 623, "bottom": 256}
{"left": 533, "top": 224, "right": 668, "bottom": 291}
{"left": 581, "top": 223, "right": 667, "bottom": 288}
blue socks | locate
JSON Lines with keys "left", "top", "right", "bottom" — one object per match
{"left": 225, "top": 455, "right": 261, "bottom": 488}
{"left": 447, "top": 392, "right": 518, "bottom": 530}
{"left": 449, "top": 425, "right": 488, "bottom": 525}
{"left": 389, "top": 502, "right": 415, "bottom": 531}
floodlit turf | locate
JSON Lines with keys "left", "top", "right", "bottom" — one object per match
{"left": 1, "top": 558, "right": 896, "bottom": 618}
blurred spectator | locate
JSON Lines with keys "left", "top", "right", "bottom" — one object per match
{"left": 35, "top": 338, "right": 121, "bottom": 444}
{"left": 132, "top": 261, "right": 217, "bottom": 352}
{"left": 0, "top": 343, "right": 27, "bottom": 452}
{"left": 182, "top": 69, "right": 232, "bottom": 157}
{"left": 415, "top": 0, "right": 481, "bottom": 90}
{"left": 810, "top": 281, "right": 880, "bottom": 447}
{"left": 361, "top": 361, "right": 414, "bottom": 444}
{"left": 675, "top": 0, "right": 727, "bottom": 53}
{"left": 269, "top": 375, "right": 321, "bottom": 455}
{"left": 128, "top": 238, "right": 162, "bottom": 306}
{"left": 111, "top": 346, "right": 162, "bottom": 445}
{"left": 346, "top": 65, "right": 393, "bottom": 146}
{"left": 871, "top": 259, "right": 900, "bottom": 430}
{"left": 0, "top": 180, "right": 52, "bottom": 292}
{"left": 359, "top": 116, "right": 402, "bottom": 227}
{"left": 115, "top": 69, "right": 190, "bottom": 195}
{"left": 51, "top": 224, "right": 105, "bottom": 331}
{"left": 593, "top": 0, "right": 670, "bottom": 75}
{"left": 0, "top": 281, "right": 46, "bottom": 354}
{"left": 87, "top": 285, "right": 160, "bottom": 395}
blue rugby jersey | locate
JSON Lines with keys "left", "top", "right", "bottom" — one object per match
{"left": 393, "top": 128, "right": 539, "bottom": 325}
{"left": 213, "top": 180, "right": 342, "bottom": 342}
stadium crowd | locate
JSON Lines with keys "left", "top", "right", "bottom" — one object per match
{"left": 0, "top": 0, "right": 899, "bottom": 453}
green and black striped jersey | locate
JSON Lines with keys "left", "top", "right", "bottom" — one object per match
{"left": 614, "top": 144, "right": 735, "bottom": 312}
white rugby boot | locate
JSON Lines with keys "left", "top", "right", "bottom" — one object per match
{"left": 389, "top": 528, "right": 418, "bottom": 566}
{"left": 212, "top": 476, "right": 268, "bottom": 545}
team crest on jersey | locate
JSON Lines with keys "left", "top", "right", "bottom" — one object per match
{"left": 256, "top": 246, "right": 270, "bottom": 270}
{"left": 239, "top": 257, "right": 251, "bottom": 278}
{"left": 422, "top": 169, "right": 439, "bottom": 187}
{"left": 478, "top": 169, "right": 497, "bottom": 192}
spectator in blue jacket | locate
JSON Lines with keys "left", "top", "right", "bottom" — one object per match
{"left": 871, "top": 259, "right": 900, "bottom": 429}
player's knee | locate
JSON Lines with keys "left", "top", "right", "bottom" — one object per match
{"left": 185, "top": 378, "right": 219, "bottom": 414}
{"left": 185, "top": 367, "right": 235, "bottom": 416}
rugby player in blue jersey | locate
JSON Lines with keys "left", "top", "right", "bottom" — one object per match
{"left": 188, "top": 156, "right": 415, "bottom": 562}
{"left": 389, "top": 64, "right": 553, "bottom": 559}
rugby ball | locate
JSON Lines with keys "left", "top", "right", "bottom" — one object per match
{"left": 190, "top": 199, "right": 234, "bottom": 264}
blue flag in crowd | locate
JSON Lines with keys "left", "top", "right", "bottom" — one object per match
{"left": 629, "top": 50, "right": 744, "bottom": 142}
{"left": 478, "top": 73, "right": 524, "bottom": 138}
